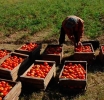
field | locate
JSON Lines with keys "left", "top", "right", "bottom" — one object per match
{"left": 0, "top": 0, "right": 104, "bottom": 100}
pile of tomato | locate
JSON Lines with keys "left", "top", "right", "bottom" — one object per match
{"left": 60, "top": 63, "right": 86, "bottom": 80}
{"left": 0, "top": 55, "right": 24, "bottom": 70}
{"left": 75, "top": 45, "right": 92, "bottom": 52}
{"left": 20, "top": 43, "right": 38, "bottom": 51}
{"left": 26, "top": 62, "right": 52, "bottom": 78}
{"left": 0, "top": 81, "right": 14, "bottom": 100}
{"left": 0, "top": 50, "right": 10, "bottom": 59}
{"left": 45, "top": 46, "right": 62, "bottom": 54}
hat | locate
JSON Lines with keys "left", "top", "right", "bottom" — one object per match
{"left": 65, "top": 17, "right": 78, "bottom": 28}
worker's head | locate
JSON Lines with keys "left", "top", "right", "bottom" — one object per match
{"left": 66, "top": 17, "right": 78, "bottom": 28}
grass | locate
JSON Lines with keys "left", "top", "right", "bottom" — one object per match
{"left": 0, "top": 0, "right": 104, "bottom": 100}
{"left": 0, "top": 0, "right": 104, "bottom": 38}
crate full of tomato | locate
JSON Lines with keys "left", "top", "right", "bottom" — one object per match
{"left": 58, "top": 61, "right": 87, "bottom": 92}
{"left": 74, "top": 43, "right": 95, "bottom": 64}
{"left": 0, "top": 52, "right": 29, "bottom": 81}
{"left": 20, "top": 60, "right": 56, "bottom": 90}
{"left": 0, "top": 78, "right": 21, "bottom": 100}
{"left": 15, "top": 42, "right": 41, "bottom": 60}
{"left": 0, "top": 49, "right": 12, "bottom": 64}
{"left": 41, "top": 44, "right": 63, "bottom": 65}
{"left": 99, "top": 44, "right": 104, "bottom": 63}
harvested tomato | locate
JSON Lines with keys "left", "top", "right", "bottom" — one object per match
{"left": 0, "top": 50, "right": 10, "bottom": 59}
{"left": 0, "top": 81, "right": 14, "bottom": 99}
{"left": 75, "top": 45, "right": 92, "bottom": 52}
{"left": 45, "top": 46, "right": 62, "bottom": 54}
{"left": 26, "top": 62, "right": 52, "bottom": 78}
{"left": 0, "top": 55, "right": 24, "bottom": 70}
{"left": 60, "top": 63, "right": 86, "bottom": 80}
{"left": 20, "top": 43, "right": 38, "bottom": 51}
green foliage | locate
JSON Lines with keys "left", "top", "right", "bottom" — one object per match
{"left": 0, "top": 0, "right": 104, "bottom": 38}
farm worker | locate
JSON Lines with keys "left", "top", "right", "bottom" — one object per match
{"left": 59, "top": 15, "right": 84, "bottom": 47}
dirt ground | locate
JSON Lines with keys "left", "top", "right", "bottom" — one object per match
{"left": 0, "top": 29, "right": 103, "bottom": 56}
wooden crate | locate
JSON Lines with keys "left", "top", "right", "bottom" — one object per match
{"left": 58, "top": 61, "right": 87, "bottom": 92}
{"left": 41, "top": 44, "right": 63, "bottom": 65}
{"left": 20, "top": 60, "right": 56, "bottom": 90}
{"left": 74, "top": 43, "right": 95, "bottom": 64}
{"left": 0, "top": 78, "right": 21, "bottom": 100}
{"left": 99, "top": 44, "right": 104, "bottom": 63}
{"left": 82, "top": 40, "right": 99, "bottom": 51}
{"left": 0, "top": 49, "right": 12, "bottom": 64}
{"left": 15, "top": 42, "right": 41, "bottom": 60}
{"left": 0, "top": 52, "right": 29, "bottom": 81}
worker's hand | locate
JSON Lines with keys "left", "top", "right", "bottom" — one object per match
{"left": 78, "top": 41, "right": 82, "bottom": 46}
{"left": 74, "top": 41, "right": 82, "bottom": 47}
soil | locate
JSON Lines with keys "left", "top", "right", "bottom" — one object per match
{"left": 0, "top": 28, "right": 103, "bottom": 55}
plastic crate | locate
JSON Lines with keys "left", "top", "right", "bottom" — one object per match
{"left": 20, "top": 60, "right": 56, "bottom": 90}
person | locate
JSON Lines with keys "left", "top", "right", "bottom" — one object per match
{"left": 59, "top": 15, "right": 84, "bottom": 47}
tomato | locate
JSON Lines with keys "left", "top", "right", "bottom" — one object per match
{"left": 2, "top": 90, "right": 8, "bottom": 96}
{"left": 0, "top": 55, "right": 24, "bottom": 70}
{"left": 45, "top": 46, "right": 62, "bottom": 54}
{"left": 0, "top": 97, "right": 2, "bottom": 100}
{"left": 0, "top": 50, "right": 10, "bottom": 59}
{"left": 75, "top": 45, "right": 92, "bottom": 52}
{"left": 60, "top": 63, "right": 86, "bottom": 80}
{"left": 44, "top": 62, "right": 48, "bottom": 66}
{"left": 0, "top": 81, "right": 13, "bottom": 98}
{"left": 20, "top": 43, "right": 38, "bottom": 51}
{"left": 26, "top": 62, "right": 52, "bottom": 78}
